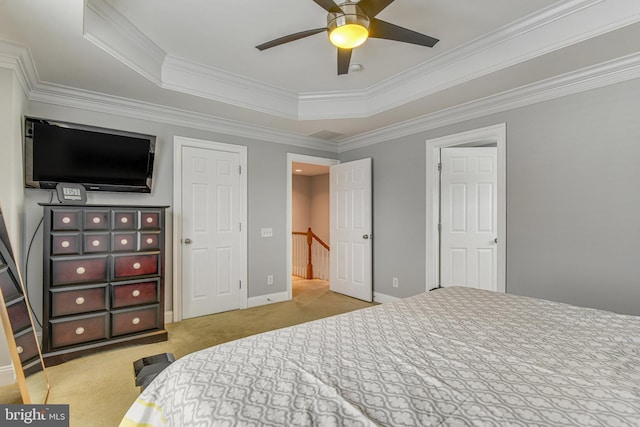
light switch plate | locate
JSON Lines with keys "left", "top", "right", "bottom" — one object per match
{"left": 261, "top": 228, "right": 273, "bottom": 237}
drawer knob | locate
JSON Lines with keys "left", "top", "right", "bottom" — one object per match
{"left": 146, "top": 238, "right": 154, "bottom": 245}
{"left": 121, "top": 217, "right": 129, "bottom": 224}
{"left": 132, "top": 290, "right": 141, "bottom": 297}
{"left": 75, "top": 296, "right": 85, "bottom": 305}
{"left": 62, "top": 216, "right": 71, "bottom": 224}
{"left": 76, "top": 267, "right": 86, "bottom": 275}
{"left": 16, "top": 346, "right": 23, "bottom": 354}
{"left": 120, "top": 238, "right": 128, "bottom": 245}
{"left": 132, "top": 262, "right": 141, "bottom": 270}
{"left": 75, "top": 327, "right": 85, "bottom": 335}
{"left": 146, "top": 217, "right": 153, "bottom": 224}
{"left": 61, "top": 240, "right": 70, "bottom": 248}
{"left": 92, "top": 239, "right": 101, "bottom": 247}
{"left": 132, "top": 317, "right": 140, "bottom": 325}
{"left": 92, "top": 217, "right": 101, "bottom": 224}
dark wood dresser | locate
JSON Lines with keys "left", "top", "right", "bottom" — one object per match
{"left": 40, "top": 204, "right": 168, "bottom": 365}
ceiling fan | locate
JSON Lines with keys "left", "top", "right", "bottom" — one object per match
{"left": 255, "top": 0, "right": 439, "bottom": 75}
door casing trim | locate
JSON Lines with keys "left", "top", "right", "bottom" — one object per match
{"left": 425, "top": 123, "right": 506, "bottom": 293}
{"left": 173, "top": 136, "right": 248, "bottom": 322}
{"left": 286, "top": 153, "right": 339, "bottom": 300}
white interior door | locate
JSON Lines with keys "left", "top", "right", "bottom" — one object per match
{"left": 330, "top": 158, "right": 372, "bottom": 302}
{"left": 440, "top": 147, "right": 498, "bottom": 291}
{"left": 181, "top": 145, "right": 242, "bottom": 318}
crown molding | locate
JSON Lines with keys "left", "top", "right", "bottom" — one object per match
{"left": 0, "top": 39, "right": 38, "bottom": 96}
{"left": 161, "top": 55, "right": 300, "bottom": 119}
{"left": 27, "top": 81, "right": 337, "bottom": 152}
{"left": 337, "top": 52, "right": 640, "bottom": 152}
{"left": 83, "top": 0, "right": 165, "bottom": 85}
{"left": 82, "top": 0, "right": 640, "bottom": 121}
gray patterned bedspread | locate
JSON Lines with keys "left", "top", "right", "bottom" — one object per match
{"left": 120, "top": 287, "right": 640, "bottom": 426}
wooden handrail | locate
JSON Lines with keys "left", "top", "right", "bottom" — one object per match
{"left": 292, "top": 228, "right": 329, "bottom": 279}
{"left": 292, "top": 228, "right": 329, "bottom": 250}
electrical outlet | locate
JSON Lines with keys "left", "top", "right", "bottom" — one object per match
{"left": 267, "top": 275, "right": 274, "bottom": 285}
{"left": 392, "top": 277, "right": 398, "bottom": 288}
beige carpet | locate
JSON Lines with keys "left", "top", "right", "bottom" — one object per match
{"left": 1, "top": 278, "right": 374, "bottom": 427}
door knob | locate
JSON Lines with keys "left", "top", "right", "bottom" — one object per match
{"left": 362, "top": 234, "right": 371, "bottom": 240}
{"left": 494, "top": 238, "right": 498, "bottom": 244}
{"left": 184, "top": 238, "right": 192, "bottom": 244}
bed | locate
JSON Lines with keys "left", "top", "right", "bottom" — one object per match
{"left": 120, "top": 287, "right": 640, "bottom": 426}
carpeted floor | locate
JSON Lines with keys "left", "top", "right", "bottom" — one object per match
{"left": 1, "top": 278, "right": 374, "bottom": 426}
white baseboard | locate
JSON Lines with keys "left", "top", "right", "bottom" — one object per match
{"left": 248, "top": 291, "right": 289, "bottom": 308}
{"left": 374, "top": 292, "right": 401, "bottom": 304}
{"left": 0, "top": 363, "right": 16, "bottom": 386}
{"left": 164, "top": 311, "right": 173, "bottom": 324}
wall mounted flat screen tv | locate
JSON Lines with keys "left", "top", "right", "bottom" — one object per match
{"left": 24, "top": 117, "right": 156, "bottom": 193}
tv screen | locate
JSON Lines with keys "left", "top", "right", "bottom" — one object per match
{"left": 24, "top": 118, "right": 156, "bottom": 193}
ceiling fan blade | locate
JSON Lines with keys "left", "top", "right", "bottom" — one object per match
{"left": 357, "top": 0, "right": 395, "bottom": 18}
{"left": 312, "top": 0, "right": 342, "bottom": 13}
{"left": 337, "top": 48, "right": 352, "bottom": 75}
{"left": 369, "top": 18, "right": 439, "bottom": 47}
{"left": 256, "top": 28, "right": 327, "bottom": 51}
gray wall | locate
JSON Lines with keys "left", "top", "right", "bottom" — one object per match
{"left": 292, "top": 174, "right": 330, "bottom": 243}
{"left": 340, "top": 77, "right": 640, "bottom": 315}
{"left": 505, "top": 78, "right": 640, "bottom": 315}
{"left": 309, "top": 174, "right": 330, "bottom": 244}
{"left": 292, "top": 175, "right": 311, "bottom": 233}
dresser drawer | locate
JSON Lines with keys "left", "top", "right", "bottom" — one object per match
{"left": 50, "top": 312, "right": 109, "bottom": 349}
{"left": 51, "top": 210, "right": 81, "bottom": 231}
{"left": 84, "top": 210, "right": 110, "bottom": 230}
{"left": 111, "top": 305, "right": 159, "bottom": 337}
{"left": 83, "top": 233, "right": 110, "bottom": 253}
{"left": 51, "top": 256, "right": 108, "bottom": 286}
{"left": 51, "top": 233, "right": 81, "bottom": 255}
{"left": 138, "top": 232, "right": 161, "bottom": 251}
{"left": 112, "top": 232, "right": 137, "bottom": 252}
{"left": 112, "top": 280, "right": 158, "bottom": 308}
{"left": 50, "top": 284, "right": 108, "bottom": 317}
{"left": 139, "top": 211, "right": 161, "bottom": 230}
{"left": 14, "top": 329, "right": 40, "bottom": 365}
{"left": 113, "top": 210, "right": 137, "bottom": 230}
{"left": 6, "top": 298, "right": 31, "bottom": 333}
{"left": 0, "top": 265, "right": 20, "bottom": 302}
{"left": 113, "top": 253, "right": 159, "bottom": 279}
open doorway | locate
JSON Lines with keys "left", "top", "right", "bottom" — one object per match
{"left": 292, "top": 163, "right": 330, "bottom": 281}
{"left": 286, "top": 154, "right": 338, "bottom": 300}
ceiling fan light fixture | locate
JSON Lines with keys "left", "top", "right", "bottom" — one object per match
{"left": 327, "top": 3, "right": 370, "bottom": 49}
